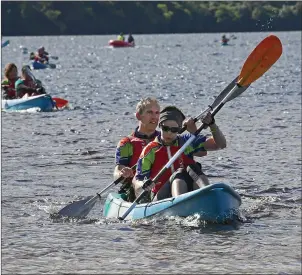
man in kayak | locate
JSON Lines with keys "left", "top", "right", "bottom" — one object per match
{"left": 222, "top": 35, "right": 229, "bottom": 45}
{"left": 114, "top": 97, "right": 161, "bottom": 202}
{"left": 133, "top": 106, "right": 227, "bottom": 202}
{"left": 127, "top": 33, "right": 135, "bottom": 44}
{"left": 15, "top": 65, "right": 46, "bottom": 98}
{"left": 34, "top": 47, "right": 49, "bottom": 63}
{"left": 117, "top": 32, "right": 125, "bottom": 41}
{"left": 1, "top": 63, "right": 19, "bottom": 99}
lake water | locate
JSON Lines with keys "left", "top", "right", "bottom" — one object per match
{"left": 1, "top": 31, "right": 301, "bottom": 274}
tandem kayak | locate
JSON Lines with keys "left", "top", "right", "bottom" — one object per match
{"left": 2, "top": 94, "right": 56, "bottom": 112}
{"left": 30, "top": 61, "right": 56, "bottom": 70}
{"left": 103, "top": 183, "right": 242, "bottom": 223}
{"left": 108, "top": 40, "right": 135, "bottom": 48}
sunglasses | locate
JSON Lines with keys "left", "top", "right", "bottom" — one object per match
{"left": 161, "top": 125, "right": 180, "bottom": 133}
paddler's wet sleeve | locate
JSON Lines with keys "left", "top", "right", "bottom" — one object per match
{"left": 179, "top": 133, "right": 207, "bottom": 158}
{"left": 115, "top": 137, "right": 133, "bottom": 166}
{"left": 135, "top": 145, "right": 156, "bottom": 181}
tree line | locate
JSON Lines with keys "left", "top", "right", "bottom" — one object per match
{"left": 2, "top": 1, "right": 301, "bottom": 36}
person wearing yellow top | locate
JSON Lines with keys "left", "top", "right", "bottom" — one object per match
{"left": 117, "top": 32, "right": 125, "bottom": 41}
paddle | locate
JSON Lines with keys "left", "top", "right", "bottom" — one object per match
{"left": 52, "top": 97, "right": 69, "bottom": 109}
{"left": 49, "top": 55, "right": 59, "bottom": 60}
{"left": 180, "top": 75, "right": 249, "bottom": 133}
{"left": 57, "top": 174, "right": 136, "bottom": 217}
{"left": 28, "top": 51, "right": 59, "bottom": 60}
{"left": 1, "top": 40, "right": 10, "bottom": 48}
{"left": 57, "top": 77, "right": 247, "bottom": 218}
{"left": 119, "top": 35, "right": 282, "bottom": 221}
{"left": 46, "top": 63, "right": 57, "bottom": 69}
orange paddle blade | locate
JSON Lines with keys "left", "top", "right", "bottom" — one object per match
{"left": 53, "top": 97, "right": 69, "bottom": 108}
{"left": 238, "top": 35, "right": 282, "bottom": 86}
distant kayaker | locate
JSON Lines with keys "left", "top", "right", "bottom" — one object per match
{"left": 127, "top": 33, "right": 135, "bottom": 44}
{"left": 117, "top": 32, "right": 125, "bottom": 41}
{"left": 222, "top": 35, "right": 229, "bottom": 45}
{"left": 34, "top": 46, "right": 49, "bottom": 64}
{"left": 15, "top": 65, "right": 46, "bottom": 98}
{"left": 1, "top": 63, "right": 19, "bottom": 99}
{"left": 113, "top": 97, "right": 161, "bottom": 202}
{"left": 133, "top": 106, "right": 227, "bottom": 202}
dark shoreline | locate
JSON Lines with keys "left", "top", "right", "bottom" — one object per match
{"left": 2, "top": 29, "right": 301, "bottom": 38}
{"left": 2, "top": 1, "right": 301, "bottom": 37}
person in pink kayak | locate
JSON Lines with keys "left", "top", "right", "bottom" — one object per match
{"left": 127, "top": 33, "right": 135, "bottom": 44}
{"left": 117, "top": 32, "right": 125, "bottom": 41}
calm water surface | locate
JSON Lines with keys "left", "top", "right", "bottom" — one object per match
{"left": 1, "top": 32, "right": 301, "bottom": 274}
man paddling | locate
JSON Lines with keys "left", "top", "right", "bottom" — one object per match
{"left": 33, "top": 47, "right": 49, "bottom": 64}
{"left": 222, "top": 35, "right": 229, "bottom": 45}
{"left": 127, "top": 33, "right": 135, "bottom": 44}
{"left": 133, "top": 106, "right": 227, "bottom": 202}
{"left": 117, "top": 32, "right": 125, "bottom": 41}
{"left": 114, "top": 97, "right": 161, "bottom": 201}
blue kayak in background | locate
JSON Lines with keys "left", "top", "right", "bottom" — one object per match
{"left": 103, "top": 182, "right": 242, "bottom": 223}
{"left": 31, "top": 61, "right": 56, "bottom": 70}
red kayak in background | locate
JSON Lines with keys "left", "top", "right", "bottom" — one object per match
{"left": 108, "top": 40, "right": 135, "bottom": 48}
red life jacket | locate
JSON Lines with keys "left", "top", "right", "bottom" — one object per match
{"left": 34, "top": 54, "right": 48, "bottom": 63}
{"left": 126, "top": 135, "right": 151, "bottom": 167}
{"left": 23, "top": 79, "right": 35, "bottom": 88}
{"left": 146, "top": 140, "right": 196, "bottom": 194}
{"left": 3, "top": 78, "right": 18, "bottom": 98}
{"left": 34, "top": 55, "right": 40, "bottom": 62}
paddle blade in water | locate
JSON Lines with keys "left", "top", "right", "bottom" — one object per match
{"left": 238, "top": 35, "right": 282, "bottom": 86}
{"left": 58, "top": 195, "right": 99, "bottom": 218}
{"left": 53, "top": 97, "right": 68, "bottom": 108}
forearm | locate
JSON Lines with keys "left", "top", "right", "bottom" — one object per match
{"left": 209, "top": 123, "right": 227, "bottom": 149}
{"left": 113, "top": 165, "right": 125, "bottom": 180}
{"left": 19, "top": 86, "right": 36, "bottom": 92}
{"left": 132, "top": 177, "right": 144, "bottom": 196}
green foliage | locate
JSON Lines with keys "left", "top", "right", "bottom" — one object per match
{"left": 252, "top": 6, "right": 264, "bottom": 20}
{"left": 44, "top": 9, "right": 61, "bottom": 21}
{"left": 157, "top": 3, "right": 174, "bottom": 21}
{"left": 1, "top": 1, "right": 301, "bottom": 36}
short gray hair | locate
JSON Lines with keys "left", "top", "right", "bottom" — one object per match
{"left": 136, "top": 97, "right": 160, "bottom": 114}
